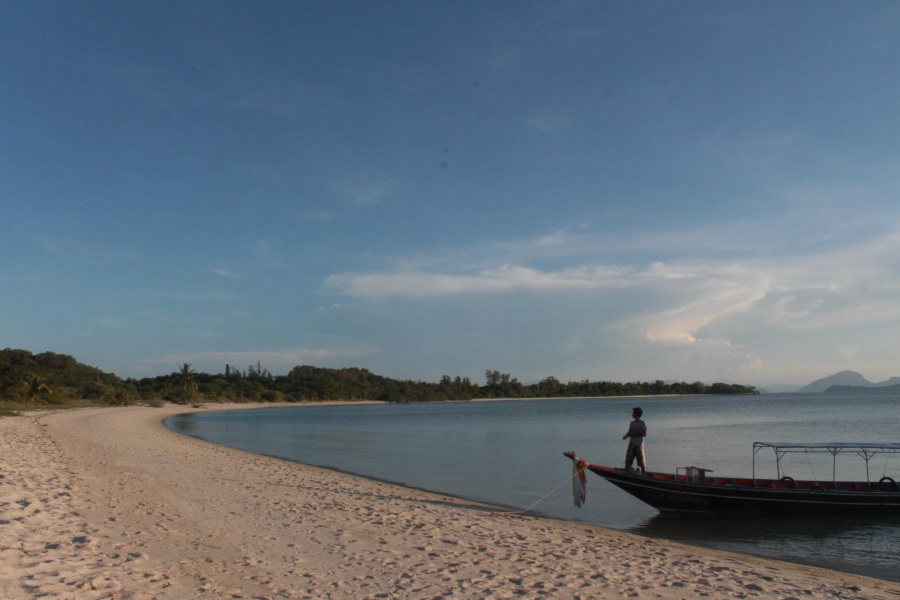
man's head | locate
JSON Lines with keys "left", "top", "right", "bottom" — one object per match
{"left": 632, "top": 407, "right": 643, "bottom": 418}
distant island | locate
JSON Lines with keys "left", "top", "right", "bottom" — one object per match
{"left": 760, "top": 370, "right": 900, "bottom": 394}
{"left": 0, "top": 348, "right": 758, "bottom": 407}
{"left": 796, "top": 370, "right": 900, "bottom": 393}
{"left": 824, "top": 384, "right": 900, "bottom": 394}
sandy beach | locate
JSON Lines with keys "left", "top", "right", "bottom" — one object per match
{"left": 2, "top": 404, "right": 899, "bottom": 599}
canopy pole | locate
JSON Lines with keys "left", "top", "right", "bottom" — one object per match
{"left": 752, "top": 445, "right": 756, "bottom": 481}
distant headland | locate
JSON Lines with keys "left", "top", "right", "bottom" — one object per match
{"left": 762, "top": 370, "right": 900, "bottom": 394}
{"left": 1, "top": 347, "right": 758, "bottom": 408}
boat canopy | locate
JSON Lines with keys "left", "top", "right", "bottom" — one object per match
{"left": 752, "top": 442, "right": 900, "bottom": 482}
{"left": 754, "top": 442, "right": 900, "bottom": 451}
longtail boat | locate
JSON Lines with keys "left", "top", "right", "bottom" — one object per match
{"left": 564, "top": 443, "right": 900, "bottom": 513}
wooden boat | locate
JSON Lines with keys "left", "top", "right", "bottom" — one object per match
{"left": 564, "top": 443, "right": 900, "bottom": 513}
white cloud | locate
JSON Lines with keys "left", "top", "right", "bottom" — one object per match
{"left": 756, "top": 228, "right": 900, "bottom": 331}
{"left": 324, "top": 264, "right": 636, "bottom": 297}
{"left": 618, "top": 266, "right": 769, "bottom": 346}
{"left": 322, "top": 225, "right": 900, "bottom": 371}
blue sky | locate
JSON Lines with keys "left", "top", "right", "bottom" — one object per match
{"left": 3, "top": 2, "right": 900, "bottom": 387}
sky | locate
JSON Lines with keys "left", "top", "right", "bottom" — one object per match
{"left": 2, "top": 2, "right": 900, "bottom": 388}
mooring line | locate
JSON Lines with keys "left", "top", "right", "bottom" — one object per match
{"left": 491, "top": 439, "right": 623, "bottom": 518}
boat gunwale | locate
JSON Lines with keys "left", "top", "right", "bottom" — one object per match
{"left": 586, "top": 463, "right": 900, "bottom": 497}
{"left": 563, "top": 449, "right": 900, "bottom": 513}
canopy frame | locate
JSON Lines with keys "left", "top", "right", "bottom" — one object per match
{"left": 752, "top": 442, "right": 900, "bottom": 485}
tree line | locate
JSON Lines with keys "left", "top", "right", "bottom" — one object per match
{"left": 0, "top": 348, "right": 759, "bottom": 407}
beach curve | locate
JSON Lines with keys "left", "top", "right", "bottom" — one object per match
{"left": 2, "top": 403, "right": 898, "bottom": 599}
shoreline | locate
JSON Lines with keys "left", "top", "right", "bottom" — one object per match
{"left": 2, "top": 403, "right": 898, "bottom": 599}
{"left": 470, "top": 394, "right": 692, "bottom": 402}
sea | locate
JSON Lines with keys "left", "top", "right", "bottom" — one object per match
{"left": 164, "top": 392, "right": 900, "bottom": 582}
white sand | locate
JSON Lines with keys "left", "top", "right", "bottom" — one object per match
{"left": 2, "top": 403, "right": 898, "bottom": 599}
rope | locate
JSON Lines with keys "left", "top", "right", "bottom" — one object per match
{"left": 491, "top": 439, "right": 623, "bottom": 518}
{"left": 804, "top": 451, "right": 819, "bottom": 485}
{"left": 805, "top": 450, "right": 818, "bottom": 484}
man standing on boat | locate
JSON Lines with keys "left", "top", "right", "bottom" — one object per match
{"left": 623, "top": 407, "right": 647, "bottom": 473}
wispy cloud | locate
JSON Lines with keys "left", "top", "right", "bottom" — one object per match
{"left": 183, "top": 329, "right": 223, "bottom": 340}
{"left": 620, "top": 270, "right": 769, "bottom": 346}
{"left": 324, "top": 264, "right": 636, "bottom": 297}
{"left": 322, "top": 226, "right": 900, "bottom": 358}
{"left": 338, "top": 181, "right": 395, "bottom": 207}
{"left": 298, "top": 208, "right": 336, "bottom": 222}
{"left": 157, "top": 290, "right": 239, "bottom": 302}
{"left": 213, "top": 268, "right": 243, "bottom": 279}
{"left": 95, "top": 316, "right": 129, "bottom": 329}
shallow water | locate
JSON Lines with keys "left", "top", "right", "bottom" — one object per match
{"left": 165, "top": 393, "right": 900, "bottom": 581}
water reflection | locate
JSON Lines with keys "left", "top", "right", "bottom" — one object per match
{"left": 169, "top": 412, "right": 198, "bottom": 433}
{"left": 635, "top": 512, "right": 900, "bottom": 581}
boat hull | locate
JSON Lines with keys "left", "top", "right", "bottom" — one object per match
{"left": 585, "top": 465, "right": 900, "bottom": 514}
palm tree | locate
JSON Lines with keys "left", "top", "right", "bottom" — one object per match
{"left": 22, "top": 375, "right": 51, "bottom": 404}
{"left": 177, "top": 363, "right": 196, "bottom": 391}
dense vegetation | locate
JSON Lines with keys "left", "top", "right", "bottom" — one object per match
{"left": 0, "top": 348, "right": 758, "bottom": 407}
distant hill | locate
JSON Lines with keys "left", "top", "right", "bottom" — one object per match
{"left": 0, "top": 348, "right": 131, "bottom": 404}
{"left": 825, "top": 383, "right": 900, "bottom": 394}
{"left": 797, "top": 370, "right": 900, "bottom": 393}
{"left": 797, "top": 370, "right": 871, "bottom": 393}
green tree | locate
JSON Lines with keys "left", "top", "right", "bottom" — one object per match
{"left": 537, "top": 376, "right": 564, "bottom": 397}
{"left": 485, "top": 369, "right": 501, "bottom": 386}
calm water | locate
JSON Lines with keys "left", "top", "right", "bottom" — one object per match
{"left": 165, "top": 393, "right": 900, "bottom": 581}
